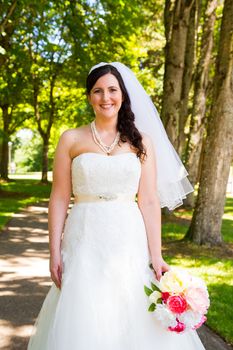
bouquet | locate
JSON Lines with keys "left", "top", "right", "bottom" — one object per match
{"left": 144, "top": 267, "right": 210, "bottom": 333}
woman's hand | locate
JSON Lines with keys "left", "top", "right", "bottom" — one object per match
{"left": 151, "top": 255, "right": 170, "bottom": 281}
{"left": 50, "top": 252, "right": 63, "bottom": 289}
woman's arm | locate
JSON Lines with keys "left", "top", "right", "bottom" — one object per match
{"left": 48, "top": 131, "right": 72, "bottom": 289}
{"left": 137, "top": 134, "right": 169, "bottom": 281}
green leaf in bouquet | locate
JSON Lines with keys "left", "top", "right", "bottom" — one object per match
{"left": 151, "top": 282, "right": 161, "bottom": 292}
{"left": 148, "top": 303, "right": 156, "bottom": 312}
{"left": 144, "top": 285, "right": 153, "bottom": 296}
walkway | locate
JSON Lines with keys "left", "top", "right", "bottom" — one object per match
{"left": 0, "top": 202, "right": 232, "bottom": 350}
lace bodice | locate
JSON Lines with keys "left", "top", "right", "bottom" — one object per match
{"left": 71, "top": 152, "right": 141, "bottom": 197}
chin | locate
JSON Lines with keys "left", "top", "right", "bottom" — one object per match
{"left": 97, "top": 111, "right": 119, "bottom": 119}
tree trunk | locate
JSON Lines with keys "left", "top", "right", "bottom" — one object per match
{"left": 185, "top": 0, "right": 233, "bottom": 245}
{"left": 31, "top": 77, "right": 49, "bottom": 184}
{"left": 39, "top": 75, "right": 56, "bottom": 184}
{"left": 164, "top": 0, "right": 174, "bottom": 54}
{"left": 0, "top": 137, "right": 9, "bottom": 181}
{"left": 178, "top": 1, "right": 196, "bottom": 157}
{"left": 41, "top": 136, "right": 49, "bottom": 183}
{"left": 0, "top": 105, "right": 10, "bottom": 180}
{"left": 161, "top": 0, "right": 195, "bottom": 150}
{"left": 184, "top": 0, "right": 218, "bottom": 207}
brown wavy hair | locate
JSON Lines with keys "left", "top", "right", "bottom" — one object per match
{"left": 86, "top": 64, "right": 146, "bottom": 161}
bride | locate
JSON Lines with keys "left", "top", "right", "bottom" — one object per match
{"left": 27, "top": 62, "right": 205, "bottom": 349}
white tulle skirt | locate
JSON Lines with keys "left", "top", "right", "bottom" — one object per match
{"left": 27, "top": 202, "right": 205, "bottom": 349}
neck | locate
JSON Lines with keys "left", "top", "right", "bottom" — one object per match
{"left": 94, "top": 117, "right": 118, "bottom": 133}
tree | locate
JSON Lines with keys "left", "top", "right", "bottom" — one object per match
{"left": 184, "top": 0, "right": 218, "bottom": 207}
{"left": 23, "top": 2, "right": 69, "bottom": 183}
{"left": 185, "top": 0, "right": 233, "bottom": 245}
{"left": 161, "top": 0, "right": 195, "bottom": 150}
{"left": 178, "top": 0, "right": 197, "bottom": 157}
{"left": 62, "top": 0, "right": 148, "bottom": 82}
{"left": 0, "top": 0, "right": 17, "bottom": 64}
{"left": 0, "top": 0, "right": 32, "bottom": 180}
{"left": 22, "top": 0, "right": 151, "bottom": 182}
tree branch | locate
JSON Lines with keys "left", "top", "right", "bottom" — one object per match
{"left": 0, "top": 0, "right": 17, "bottom": 33}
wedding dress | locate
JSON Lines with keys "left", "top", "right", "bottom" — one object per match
{"left": 27, "top": 152, "right": 205, "bottom": 350}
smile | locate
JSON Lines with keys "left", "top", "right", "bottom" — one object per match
{"left": 100, "top": 104, "right": 114, "bottom": 109}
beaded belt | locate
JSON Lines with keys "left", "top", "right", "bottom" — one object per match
{"left": 74, "top": 193, "right": 136, "bottom": 203}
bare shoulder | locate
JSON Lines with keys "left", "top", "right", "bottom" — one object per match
{"left": 60, "top": 125, "right": 88, "bottom": 139}
{"left": 59, "top": 125, "right": 90, "bottom": 147}
{"left": 54, "top": 125, "right": 91, "bottom": 160}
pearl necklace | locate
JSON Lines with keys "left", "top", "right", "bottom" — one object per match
{"left": 90, "top": 120, "right": 120, "bottom": 155}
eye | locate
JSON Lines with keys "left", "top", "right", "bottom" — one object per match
{"left": 110, "top": 88, "right": 117, "bottom": 92}
{"left": 93, "top": 89, "right": 101, "bottom": 94}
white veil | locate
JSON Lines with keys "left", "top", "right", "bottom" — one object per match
{"left": 89, "top": 62, "right": 194, "bottom": 210}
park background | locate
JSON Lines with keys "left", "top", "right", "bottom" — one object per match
{"left": 0, "top": 0, "right": 233, "bottom": 349}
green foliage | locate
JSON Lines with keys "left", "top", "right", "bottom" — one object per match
{"left": 13, "top": 130, "right": 46, "bottom": 172}
{"left": 0, "top": 0, "right": 170, "bottom": 172}
{"left": 144, "top": 285, "right": 153, "bottom": 296}
{"left": 151, "top": 281, "right": 160, "bottom": 292}
{"left": 0, "top": 0, "right": 227, "bottom": 184}
{"left": 148, "top": 303, "right": 156, "bottom": 312}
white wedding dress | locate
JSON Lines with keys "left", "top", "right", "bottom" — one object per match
{"left": 27, "top": 152, "right": 205, "bottom": 350}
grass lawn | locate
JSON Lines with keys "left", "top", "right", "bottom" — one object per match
{"left": 162, "top": 194, "right": 233, "bottom": 345}
{"left": 0, "top": 173, "right": 51, "bottom": 230}
{"left": 0, "top": 174, "right": 232, "bottom": 345}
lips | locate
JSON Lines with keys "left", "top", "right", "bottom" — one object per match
{"left": 100, "top": 104, "right": 113, "bottom": 109}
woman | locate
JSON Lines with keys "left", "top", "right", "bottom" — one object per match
{"left": 27, "top": 62, "right": 205, "bottom": 349}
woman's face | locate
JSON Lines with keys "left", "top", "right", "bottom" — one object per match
{"left": 88, "top": 73, "right": 123, "bottom": 119}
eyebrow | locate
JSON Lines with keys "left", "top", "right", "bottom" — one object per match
{"left": 92, "top": 85, "right": 119, "bottom": 90}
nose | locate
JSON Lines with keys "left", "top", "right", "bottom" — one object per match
{"left": 102, "top": 90, "right": 110, "bottom": 101}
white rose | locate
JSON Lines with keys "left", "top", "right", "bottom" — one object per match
{"left": 159, "top": 269, "right": 190, "bottom": 294}
{"left": 149, "top": 291, "right": 162, "bottom": 304}
{"left": 179, "top": 310, "right": 202, "bottom": 328}
{"left": 154, "top": 304, "right": 177, "bottom": 328}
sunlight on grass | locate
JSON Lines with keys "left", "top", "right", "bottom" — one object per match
{"left": 223, "top": 196, "right": 233, "bottom": 215}
{"left": 165, "top": 195, "right": 233, "bottom": 244}
{"left": 0, "top": 179, "right": 51, "bottom": 230}
{"left": 172, "top": 209, "right": 193, "bottom": 220}
{"left": 166, "top": 257, "right": 233, "bottom": 283}
{"left": 9, "top": 172, "right": 53, "bottom": 181}
{"left": 162, "top": 223, "right": 186, "bottom": 241}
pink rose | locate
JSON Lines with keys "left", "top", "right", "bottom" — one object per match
{"left": 169, "top": 320, "right": 186, "bottom": 333}
{"left": 167, "top": 295, "right": 187, "bottom": 314}
{"left": 161, "top": 292, "right": 170, "bottom": 303}
{"left": 185, "top": 287, "right": 210, "bottom": 314}
{"left": 193, "top": 315, "right": 207, "bottom": 330}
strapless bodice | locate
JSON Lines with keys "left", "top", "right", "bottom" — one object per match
{"left": 71, "top": 152, "right": 141, "bottom": 197}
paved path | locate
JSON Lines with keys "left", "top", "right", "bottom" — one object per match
{"left": 0, "top": 202, "right": 232, "bottom": 350}
{"left": 0, "top": 202, "right": 51, "bottom": 350}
